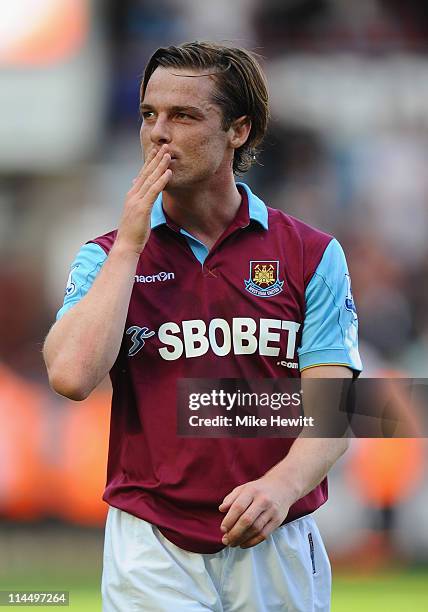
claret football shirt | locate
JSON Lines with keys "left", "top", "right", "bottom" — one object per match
{"left": 57, "top": 182, "right": 361, "bottom": 553}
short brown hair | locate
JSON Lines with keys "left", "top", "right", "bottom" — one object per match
{"left": 140, "top": 41, "right": 269, "bottom": 174}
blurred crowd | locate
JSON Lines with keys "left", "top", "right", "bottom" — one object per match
{"left": 1, "top": 0, "right": 428, "bottom": 562}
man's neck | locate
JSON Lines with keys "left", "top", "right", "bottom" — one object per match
{"left": 162, "top": 176, "right": 242, "bottom": 250}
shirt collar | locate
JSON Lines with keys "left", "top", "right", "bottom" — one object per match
{"left": 236, "top": 182, "right": 268, "bottom": 229}
{"left": 151, "top": 193, "right": 167, "bottom": 229}
{"left": 150, "top": 181, "right": 268, "bottom": 230}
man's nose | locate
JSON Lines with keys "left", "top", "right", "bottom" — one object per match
{"left": 150, "top": 116, "right": 172, "bottom": 145}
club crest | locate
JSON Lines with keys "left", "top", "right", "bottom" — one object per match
{"left": 244, "top": 260, "right": 284, "bottom": 298}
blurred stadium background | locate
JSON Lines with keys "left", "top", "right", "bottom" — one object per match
{"left": 1, "top": 1, "right": 427, "bottom": 610}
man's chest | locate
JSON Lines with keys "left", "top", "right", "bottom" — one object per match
{"left": 123, "top": 229, "right": 306, "bottom": 369}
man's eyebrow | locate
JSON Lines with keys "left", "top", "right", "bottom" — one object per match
{"left": 171, "top": 105, "right": 205, "bottom": 115}
{"left": 140, "top": 103, "right": 205, "bottom": 115}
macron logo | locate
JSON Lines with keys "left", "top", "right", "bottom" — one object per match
{"left": 135, "top": 271, "right": 175, "bottom": 284}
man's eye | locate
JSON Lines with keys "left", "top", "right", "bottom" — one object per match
{"left": 176, "top": 112, "right": 191, "bottom": 120}
{"left": 141, "top": 111, "right": 155, "bottom": 120}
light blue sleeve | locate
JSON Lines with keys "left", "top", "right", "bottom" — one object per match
{"left": 56, "top": 242, "right": 107, "bottom": 320}
{"left": 298, "top": 238, "right": 362, "bottom": 372}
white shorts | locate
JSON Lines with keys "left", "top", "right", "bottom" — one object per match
{"left": 102, "top": 506, "right": 331, "bottom": 612}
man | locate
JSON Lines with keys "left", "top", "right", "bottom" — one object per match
{"left": 44, "top": 42, "right": 361, "bottom": 611}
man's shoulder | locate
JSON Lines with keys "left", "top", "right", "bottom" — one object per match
{"left": 265, "top": 208, "right": 335, "bottom": 287}
{"left": 266, "top": 207, "right": 333, "bottom": 248}
{"left": 86, "top": 229, "right": 118, "bottom": 255}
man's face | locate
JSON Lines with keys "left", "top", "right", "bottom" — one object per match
{"left": 140, "top": 67, "right": 233, "bottom": 188}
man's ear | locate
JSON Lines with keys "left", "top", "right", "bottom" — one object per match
{"left": 229, "top": 116, "right": 252, "bottom": 149}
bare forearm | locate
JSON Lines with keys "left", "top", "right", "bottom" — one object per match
{"left": 219, "top": 435, "right": 350, "bottom": 548}
{"left": 265, "top": 437, "right": 350, "bottom": 504}
{"left": 43, "top": 243, "right": 139, "bottom": 399}
{"left": 267, "top": 364, "right": 353, "bottom": 502}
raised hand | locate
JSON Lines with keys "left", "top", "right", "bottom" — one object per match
{"left": 116, "top": 144, "right": 172, "bottom": 254}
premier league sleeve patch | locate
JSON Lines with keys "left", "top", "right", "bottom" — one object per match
{"left": 344, "top": 273, "right": 358, "bottom": 320}
{"left": 65, "top": 264, "right": 80, "bottom": 297}
{"left": 244, "top": 260, "right": 284, "bottom": 298}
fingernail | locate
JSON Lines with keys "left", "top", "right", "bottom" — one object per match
{"left": 222, "top": 536, "right": 229, "bottom": 545}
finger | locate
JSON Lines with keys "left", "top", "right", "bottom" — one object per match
{"left": 143, "top": 144, "right": 160, "bottom": 166}
{"left": 130, "top": 146, "right": 159, "bottom": 189}
{"left": 134, "top": 145, "right": 167, "bottom": 190}
{"left": 131, "top": 145, "right": 169, "bottom": 193}
{"left": 138, "top": 153, "right": 171, "bottom": 199}
{"left": 223, "top": 505, "right": 270, "bottom": 547}
{"left": 144, "top": 167, "right": 172, "bottom": 202}
{"left": 225, "top": 509, "right": 270, "bottom": 547}
{"left": 219, "top": 491, "right": 254, "bottom": 536}
{"left": 239, "top": 517, "right": 277, "bottom": 549}
{"left": 219, "top": 485, "right": 243, "bottom": 515}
